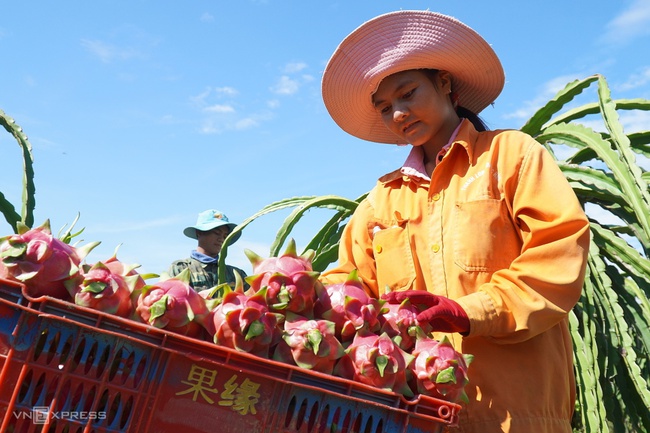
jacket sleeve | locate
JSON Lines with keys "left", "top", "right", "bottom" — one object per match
{"left": 456, "top": 138, "right": 591, "bottom": 343}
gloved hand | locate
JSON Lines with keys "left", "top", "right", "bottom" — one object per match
{"left": 381, "top": 290, "right": 470, "bottom": 335}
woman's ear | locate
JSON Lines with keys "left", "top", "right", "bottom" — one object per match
{"left": 437, "top": 70, "right": 454, "bottom": 93}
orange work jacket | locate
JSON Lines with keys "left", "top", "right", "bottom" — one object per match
{"left": 322, "top": 119, "right": 590, "bottom": 433}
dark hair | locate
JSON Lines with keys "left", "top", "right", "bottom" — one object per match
{"left": 420, "top": 69, "right": 489, "bottom": 132}
{"left": 456, "top": 105, "right": 489, "bottom": 132}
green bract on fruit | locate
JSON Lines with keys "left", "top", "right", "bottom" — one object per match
{"left": 410, "top": 334, "right": 473, "bottom": 403}
{"left": 245, "top": 238, "right": 320, "bottom": 316}
{"left": 0, "top": 220, "right": 98, "bottom": 300}
{"left": 273, "top": 312, "right": 345, "bottom": 374}
{"left": 136, "top": 268, "right": 210, "bottom": 338}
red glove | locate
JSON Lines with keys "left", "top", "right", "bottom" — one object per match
{"left": 381, "top": 290, "right": 470, "bottom": 335}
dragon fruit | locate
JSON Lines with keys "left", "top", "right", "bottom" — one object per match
{"left": 135, "top": 268, "right": 210, "bottom": 338}
{"left": 244, "top": 239, "right": 320, "bottom": 316}
{"left": 100, "top": 246, "right": 155, "bottom": 293}
{"left": 0, "top": 261, "right": 8, "bottom": 280}
{"left": 68, "top": 261, "right": 134, "bottom": 317}
{"left": 313, "top": 270, "right": 383, "bottom": 342}
{"left": 209, "top": 274, "right": 283, "bottom": 358}
{"left": 334, "top": 330, "right": 414, "bottom": 397}
{"left": 0, "top": 220, "right": 98, "bottom": 300}
{"left": 378, "top": 298, "right": 433, "bottom": 352}
{"left": 273, "top": 312, "right": 345, "bottom": 374}
{"left": 410, "top": 334, "right": 473, "bottom": 404}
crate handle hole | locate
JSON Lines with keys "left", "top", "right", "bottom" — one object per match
{"left": 307, "top": 400, "right": 319, "bottom": 431}
{"left": 317, "top": 404, "right": 330, "bottom": 433}
{"left": 95, "top": 344, "right": 111, "bottom": 378}
{"left": 283, "top": 396, "right": 297, "bottom": 428}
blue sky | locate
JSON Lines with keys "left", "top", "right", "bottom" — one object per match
{"left": 1, "top": 0, "right": 650, "bottom": 278}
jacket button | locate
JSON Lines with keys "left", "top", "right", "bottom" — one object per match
{"left": 432, "top": 193, "right": 441, "bottom": 201}
{"left": 431, "top": 244, "right": 440, "bottom": 253}
{"left": 375, "top": 245, "right": 383, "bottom": 253}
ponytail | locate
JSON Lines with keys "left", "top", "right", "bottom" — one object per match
{"left": 456, "top": 106, "right": 489, "bottom": 132}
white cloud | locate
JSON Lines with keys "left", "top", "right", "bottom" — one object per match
{"left": 204, "top": 104, "right": 235, "bottom": 114}
{"left": 234, "top": 118, "right": 259, "bottom": 130}
{"left": 271, "top": 75, "right": 300, "bottom": 95}
{"left": 191, "top": 86, "right": 276, "bottom": 134}
{"left": 619, "top": 109, "right": 650, "bottom": 133}
{"left": 190, "top": 88, "right": 212, "bottom": 106}
{"left": 191, "top": 87, "right": 238, "bottom": 107}
{"left": 504, "top": 74, "right": 582, "bottom": 121}
{"left": 81, "top": 39, "right": 139, "bottom": 63}
{"left": 283, "top": 62, "right": 307, "bottom": 74}
{"left": 215, "top": 86, "right": 238, "bottom": 96}
{"left": 200, "top": 12, "right": 214, "bottom": 22}
{"left": 602, "top": 0, "right": 650, "bottom": 45}
{"left": 617, "top": 67, "right": 650, "bottom": 91}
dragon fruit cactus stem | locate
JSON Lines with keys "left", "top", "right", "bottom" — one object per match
{"left": 244, "top": 238, "right": 320, "bottom": 316}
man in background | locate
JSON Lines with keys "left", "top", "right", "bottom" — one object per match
{"left": 168, "top": 209, "right": 248, "bottom": 292}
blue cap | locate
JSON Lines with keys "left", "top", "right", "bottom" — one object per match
{"left": 183, "top": 209, "right": 241, "bottom": 242}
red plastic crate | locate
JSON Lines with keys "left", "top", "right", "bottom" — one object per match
{"left": 0, "top": 278, "right": 461, "bottom": 433}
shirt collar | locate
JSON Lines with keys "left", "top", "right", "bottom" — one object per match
{"left": 400, "top": 120, "right": 465, "bottom": 181}
{"left": 191, "top": 250, "right": 218, "bottom": 264}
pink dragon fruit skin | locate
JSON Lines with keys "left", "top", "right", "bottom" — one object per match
{"left": 210, "top": 285, "right": 284, "bottom": 358}
{"left": 273, "top": 312, "right": 345, "bottom": 374}
{"left": 244, "top": 239, "right": 320, "bottom": 316}
{"left": 101, "top": 247, "right": 151, "bottom": 293}
{"left": 378, "top": 298, "right": 434, "bottom": 352}
{"left": 135, "top": 269, "right": 210, "bottom": 338}
{"left": 70, "top": 261, "right": 134, "bottom": 317}
{"left": 313, "top": 270, "right": 383, "bottom": 342}
{"left": 0, "top": 261, "right": 8, "bottom": 280}
{"left": 0, "top": 220, "right": 98, "bottom": 300}
{"left": 334, "top": 331, "right": 415, "bottom": 397}
{"left": 410, "top": 334, "right": 473, "bottom": 404}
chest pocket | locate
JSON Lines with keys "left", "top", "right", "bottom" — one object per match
{"left": 453, "top": 199, "right": 521, "bottom": 272}
{"left": 372, "top": 223, "right": 416, "bottom": 292}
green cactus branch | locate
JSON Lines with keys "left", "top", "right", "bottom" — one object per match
{"left": 0, "top": 109, "right": 35, "bottom": 231}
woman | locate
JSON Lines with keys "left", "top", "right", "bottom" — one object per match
{"left": 320, "top": 10, "right": 590, "bottom": 433}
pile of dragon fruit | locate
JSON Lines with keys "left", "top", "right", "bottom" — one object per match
{"left": 0, "top": 220, "right": 472, "bottom": 404}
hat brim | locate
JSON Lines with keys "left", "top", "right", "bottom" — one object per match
{"left": 322, "top": 10, "right": 505, "bottom": 144}
{"left": 183, "top": 221, "right": 240, "bottom": 242}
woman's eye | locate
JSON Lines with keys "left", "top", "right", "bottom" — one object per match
{"left": 402, "top": 88, "right": 415, "bottom": 99}
{"left": 380, "top": 105, "right": 391, "bottom": 114}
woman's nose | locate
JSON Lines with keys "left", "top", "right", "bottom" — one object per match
{"left": 393, "top": 106, "right": 407, "bottom": 122}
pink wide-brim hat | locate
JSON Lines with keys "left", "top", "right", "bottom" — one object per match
{"left": 321, "top": 10, "right": 505, "bottom": 144}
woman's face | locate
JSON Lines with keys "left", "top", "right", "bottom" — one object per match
{"left": 372, "top": 69, "right": 459, "bottom": 149}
